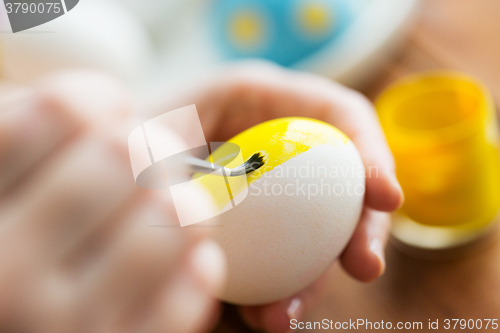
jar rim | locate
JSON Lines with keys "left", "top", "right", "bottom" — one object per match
{"left": 376, "top": 70, "right": 494, "bottom": 150}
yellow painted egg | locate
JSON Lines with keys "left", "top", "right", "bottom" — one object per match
{"left": 196, "top": 117, "right": 365, "bottom": 305}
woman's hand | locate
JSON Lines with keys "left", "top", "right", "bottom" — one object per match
{"left": 0, "top": 71, "right": 225, "bottom": 333}
{"left": 145, "top": 61, "right": 404, "bottom": 333}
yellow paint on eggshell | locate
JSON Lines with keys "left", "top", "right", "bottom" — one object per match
{"left": 195, "top": 117, "right": 350, "bottom": 210}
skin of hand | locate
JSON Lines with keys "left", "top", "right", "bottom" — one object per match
{"left": 0, "top": 71, "right": 226, "bottom": 333}
{"left": 142, "top": 61, "right": 404, "bottom": 333}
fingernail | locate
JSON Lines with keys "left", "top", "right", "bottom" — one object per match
{"left": 190, "top": 240, "right": 226, "bottom": 294}
{"left": 287, "top": 297, "right": 304, "bottom": 321}
{"left": 285, "top": 298, "right": 304, "bottom": 332}
{"left": 389, "top": 174, "right": 405, "bottom": 209}
{"left": 369, "top": 238, "right": 386, "bottom": 277}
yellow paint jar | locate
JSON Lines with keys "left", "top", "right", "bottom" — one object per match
{"left": 376, "top": 71, "right": 500, "bottom": 249}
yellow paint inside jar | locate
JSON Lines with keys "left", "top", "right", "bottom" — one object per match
{"left": 377, "top": 71, "right": 500, "bottom": 230}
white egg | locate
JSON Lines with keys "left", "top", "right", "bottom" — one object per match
{"left": 0, "top": 0, "right": 154, "bottom": 83}
{"left": 197, "top": 118, "right": 365, "bottom": 305}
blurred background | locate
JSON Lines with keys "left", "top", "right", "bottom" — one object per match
{"left": 0, "top": 0, "right": 419, "bottom": 88}
{"left": 1, "top": 0, "right": 500, "bottom": 332}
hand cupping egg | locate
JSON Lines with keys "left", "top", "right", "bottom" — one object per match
{"left": 197, "top": 117, "right": 365, "bottom": 305}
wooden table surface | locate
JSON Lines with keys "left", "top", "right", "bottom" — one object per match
{"left": 212, "top": 0, "right": 500, "bottom": 332}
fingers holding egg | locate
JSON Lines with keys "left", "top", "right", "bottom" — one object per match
{"left": 340, "top": 208, "right": 391, "bottom": 282}
{"left": 196, "top": 117, "right": 365, "bottom": 305}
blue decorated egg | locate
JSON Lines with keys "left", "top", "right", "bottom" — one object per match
{"left": 212, "top": 0, "right": 353, "bottom": 66}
